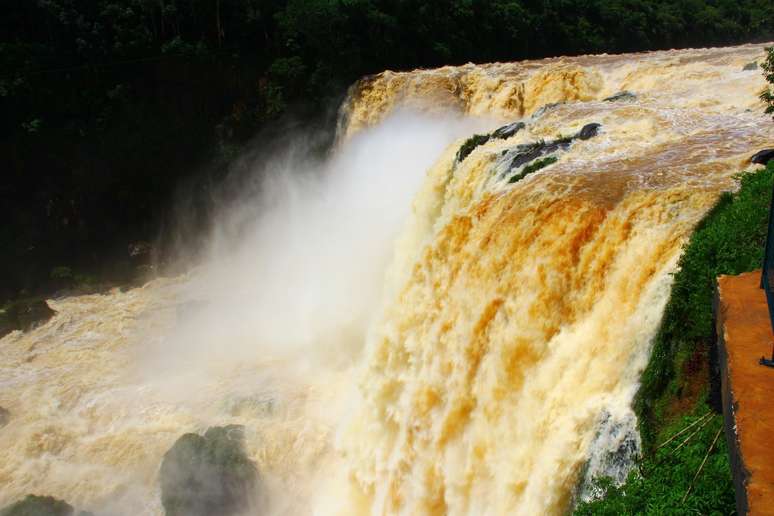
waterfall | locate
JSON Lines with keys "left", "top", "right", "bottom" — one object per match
{"left": 1, "top": 44, "right": 773, "bottom": 515}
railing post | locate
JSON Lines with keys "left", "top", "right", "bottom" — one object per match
{"left": 760, "top": 179, "right": 774, "bottom": 367}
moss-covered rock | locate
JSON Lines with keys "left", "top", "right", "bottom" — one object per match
{"left": 160, "top": 425, "right": 260, "bottom": 516}
{"left": 456, "top": 133, "right": 491, "bottom": 162}
{"left": 491, "top": 121, "right": 525, "bottom": 139}
{"left": 508, "top": 156, "right": 558, "bottom": 184}
{"left": 456, "top": 121, "right": 527, "bottom": 163}
{"left": 0, "top": 495, "right": 73, "bottom": 516}
{"left": 603, "top": 91, "right": 637, "bottom": 102}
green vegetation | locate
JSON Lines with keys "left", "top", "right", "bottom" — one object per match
{"left": 456, "top": 134, "right": 492, "bottom": 162}
{"left": 509, "top": 155, "right": 558, "bottom": 183}
{"left": 575, "top": 414, "right": 734, "bottom": 515}
{"left": 762, "top": 47, "right": 774, "bottom": 119}
{"left": 2, "top": 1, "right": 773, "bottom": 302}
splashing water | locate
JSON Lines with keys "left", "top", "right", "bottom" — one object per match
{"left": 1, "top": 44, "right": 773, "bottom": 515}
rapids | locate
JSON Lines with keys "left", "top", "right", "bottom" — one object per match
{"left": 2, "top": 43, "right": 774, "bottom": 515}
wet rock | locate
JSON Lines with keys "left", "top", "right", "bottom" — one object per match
{"left": 510, "top": 145, "right": 544, "bottom": 169}
{"left": 0, "top": 495, "right": 73, "bottom": 516}
{"left": 498, "top": 124, "right": 602, "bottom": 178}
{"left": 743, "top": 61, "right": 759, "bottom": 71}
{"left": 0, "top": 406, "right": 9, "bottom": 428}
{"left": 508, "top": 137, "right": 571, "bottom": 171}
{"left": 15, "top": 300, "right": 56, "bottom": 331}
{"left": 160, "top": 425, "right": 260, "bottom": 516}
{"left": 603, "top": 91, "right": 637, "bottom": 102}
{"left": 531, "top": 102, "right": 563, "bottom": 119}
{"left": 491, "top": 121, "right": 525, "bottom": 139}
{"left": 1, "top": 299, "right": 56, "bottom": 337}
{"left": 578, "top": 123, "right": 602, "bottom": 140}
{"left": 576, "top": 410, "right": 640, "bottom": 503}
{"left": 751, "top": 149, "right": 774, "bottom": 165}
{"left": 456, "top": 133, "right": 490, "bottom": 162}
{"left": 0, "top": 310, "right": 14, "bottom": 338}
{"left": 508, "top": 156, "right": 558, "bottom": 184}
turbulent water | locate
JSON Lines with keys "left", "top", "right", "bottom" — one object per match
{"left": 2, "top": 44, "right": 773, "bottom": 515}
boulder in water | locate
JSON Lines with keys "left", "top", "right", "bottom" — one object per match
{"left": 456, "top": 133, "right": 490, "bottom": 162}
{"left": 14, "top": 300, "right": 56, "bottom": 331}
{"left": 1, "top": 299, "right": 56, "bottom": 337}
{"left": 0, "top": 495, "right": 73, "bottom": 516}
{"left": 491, "top": 121, "right": 525, "bottom": 139}
{"left": 603, "top": 91, "right": 637, "bottom": 102}
{"left": 743, "top": 61, "right": 759, "bottom": 71}
{"left": 578, "top": 123, "right": 602, "bottom": 140}
{"left": 531, "top": 102, "right": 563, "bottom": 119}
{"left": 751, "top": 149, "right": 774, "bottom": 165}
{"left": 510, "top": 145, "right": 545, "bottom": 169}
{"left": 160, "top": 425, "right": 260, "bottom": 516}
{"left": 0, "top": 406, "right": 9, "bottom": 428}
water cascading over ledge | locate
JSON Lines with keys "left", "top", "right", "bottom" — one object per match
{"left": 323, "top": 44, "right": 774, "bottom": 515}
{"left": 1, "top": 44, "right": 773, "bottom": 516}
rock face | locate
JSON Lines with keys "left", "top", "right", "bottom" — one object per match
{"left": 751, "top": 149, "right": 774, "bottom": 165}
{"left": 603, "top": 91, "right": 637, "bottom": 102}
{"left": 578, "top": 123, "right": 602, "bottom": 140}
{"left": 160, "top": 425, "right": 260, "bottom": 516}
{"left": 491, "top": 121, "right": 525, "bottom": 139}
{"left": 0, "top": 495, "right": 73, "bottom": 516}
{"left": 456, "top": 133, "right": 491, "bottom": 162}
{"left": 1, "top": 299, "right": 56, "bottom": 337}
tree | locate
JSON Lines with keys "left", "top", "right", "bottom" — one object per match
{"left": 762, "top": 47, "right": 774, "bottom": 120}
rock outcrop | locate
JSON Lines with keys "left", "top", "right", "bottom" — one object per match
{"left": 159, "top": 425, "right": 261, "bottom": 516}
{"left": 0, "top": 495, "right": 74, "bottom": 516}
{"left": 0, "top": 299, "right": 56, "bottom": 337}
{"left": 604, "top": 91, "right": 637, "bottom": 102}
{"left": 751, "top": 149, "right": 774, "bottom": 166}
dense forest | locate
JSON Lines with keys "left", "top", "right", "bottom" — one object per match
{"left": 2, "top": 0, "right": 774, "bottom": 302}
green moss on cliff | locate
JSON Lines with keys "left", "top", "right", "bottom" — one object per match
{"left": 508, "top": 156, "right": 558, "bottom": 183}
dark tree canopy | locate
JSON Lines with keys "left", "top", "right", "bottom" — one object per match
{"left": 1, "top": 0, "right": 773, "bottom": 301}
